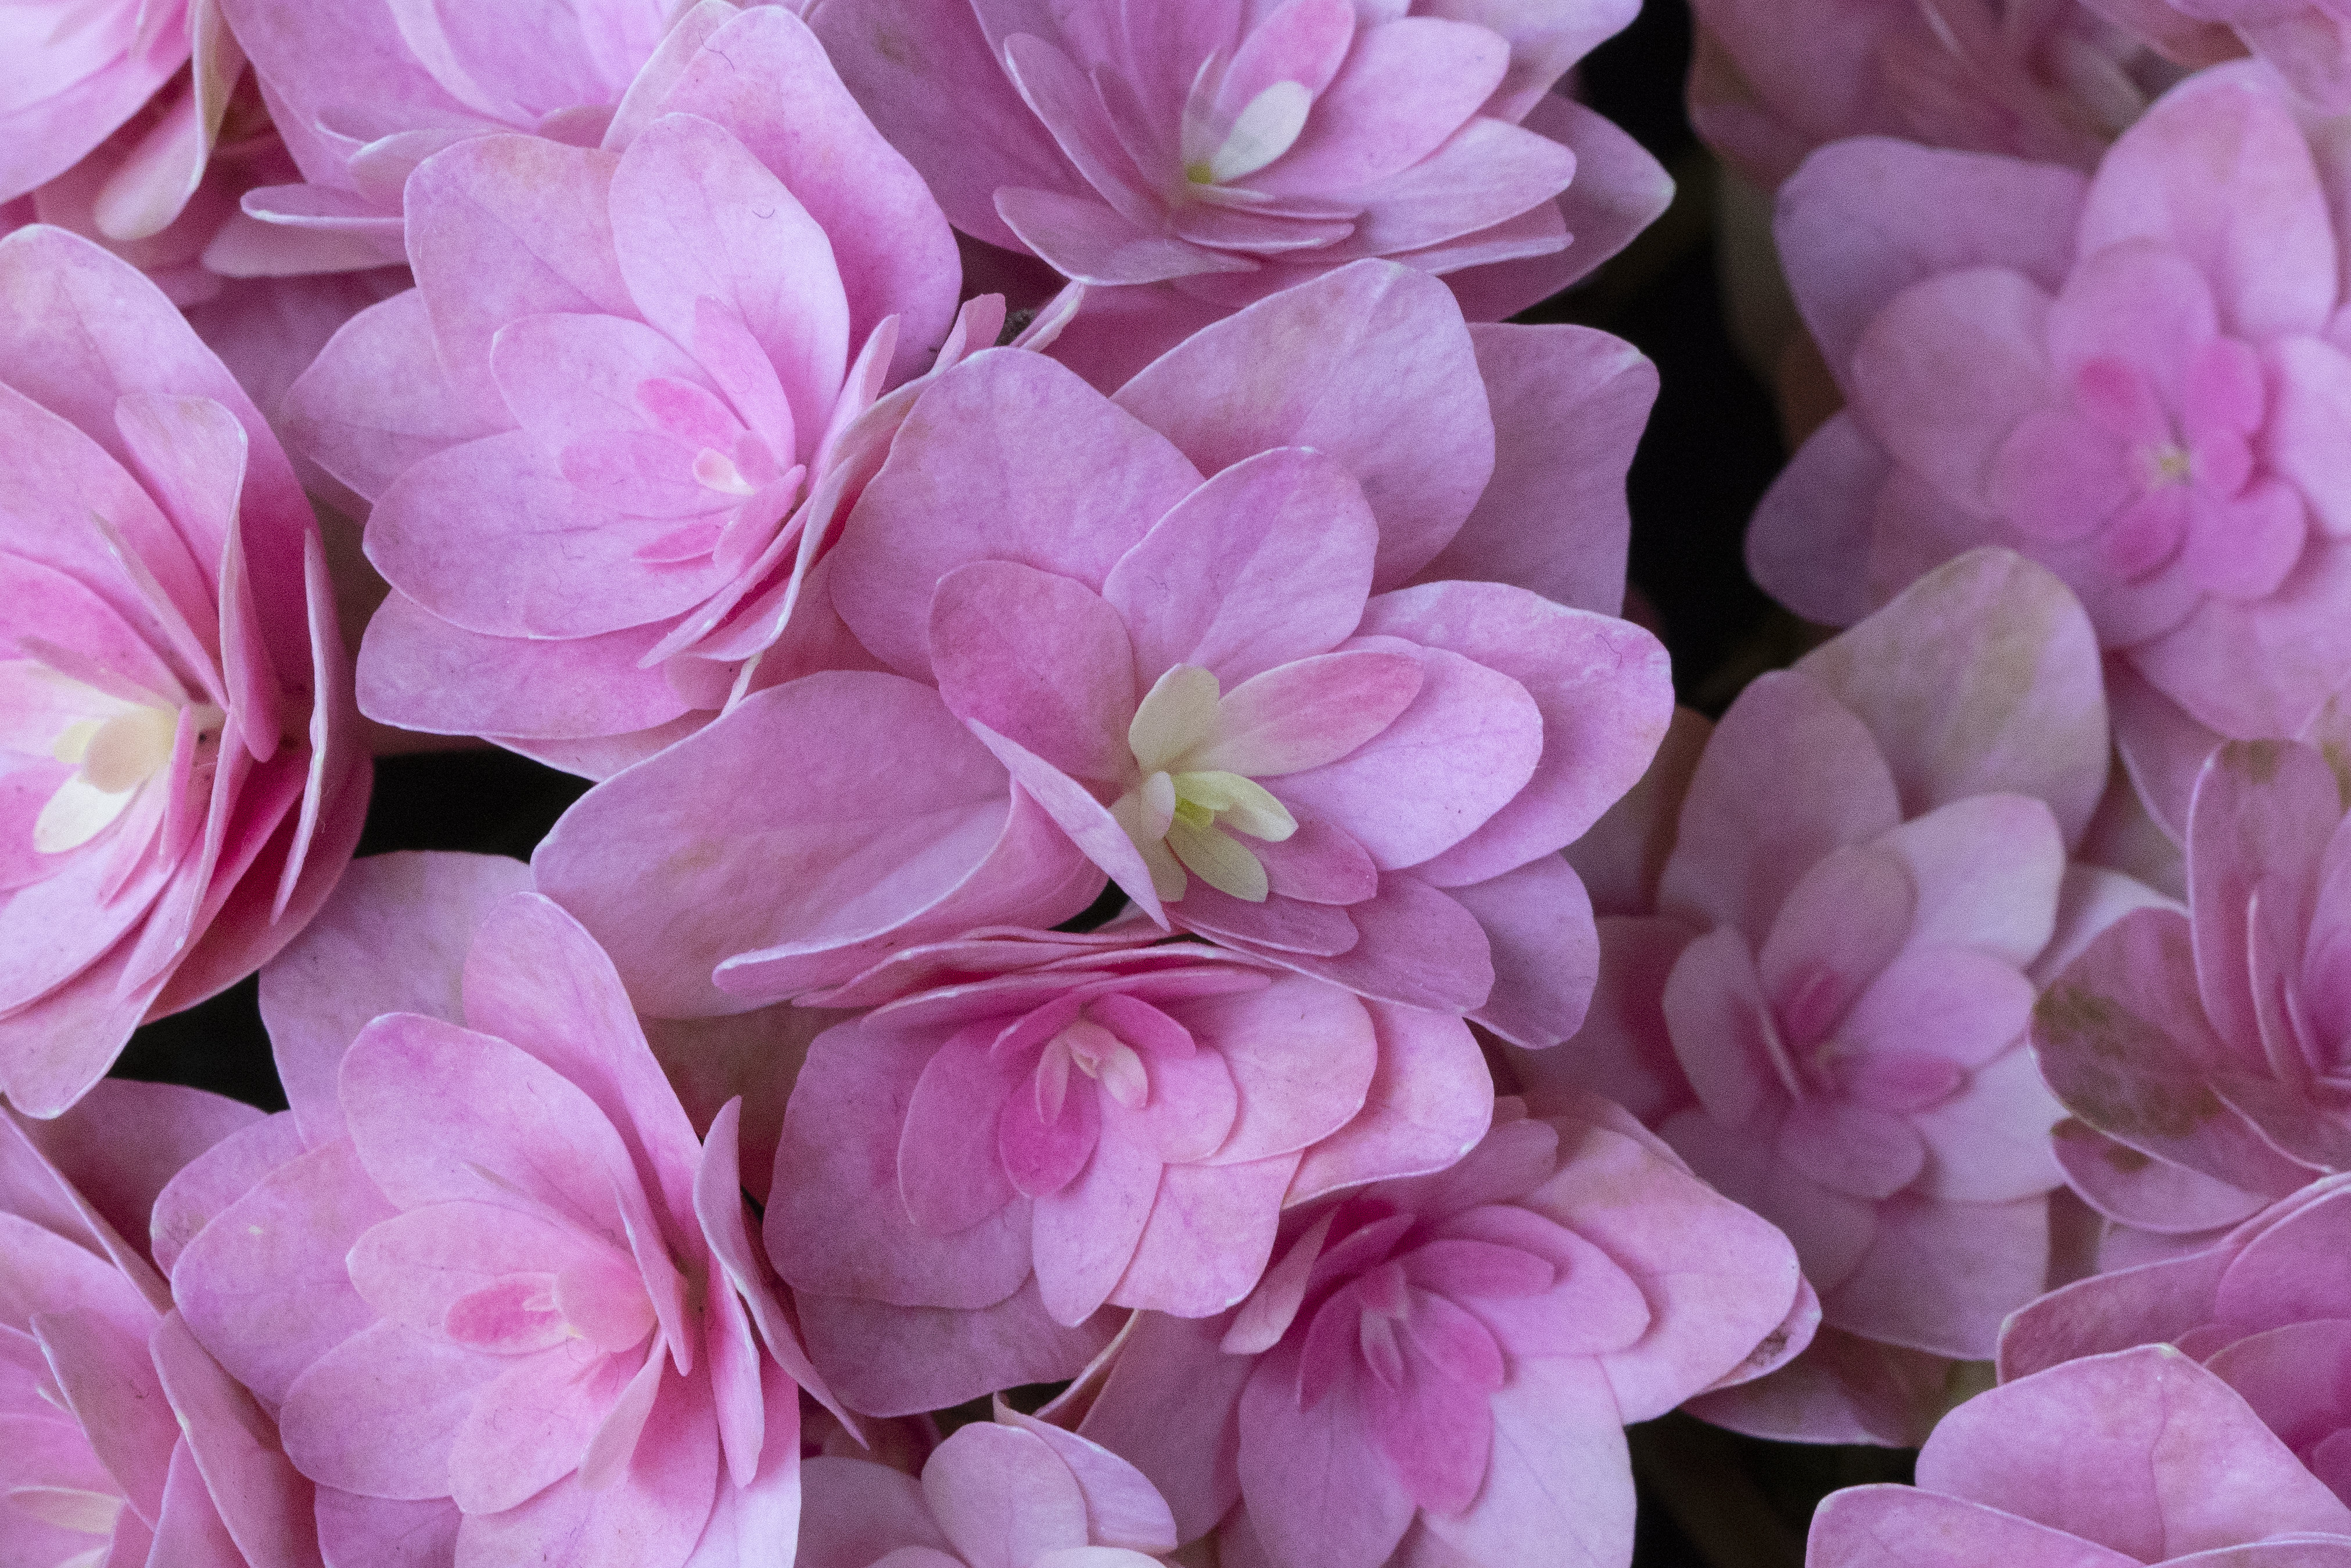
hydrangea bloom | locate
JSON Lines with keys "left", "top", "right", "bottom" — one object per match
{"left": 284, "top": 4, "right": 970, "bottom": 777}
{"left": 1, "top": 1077, "right": 323, "bottom": 1567}
{"left": 2004, "top": 1175, "right": 2351, "bottom": 1501}
{"left": 1753, "top": 63, "right": 2351, "bottom": 835}
{"left": 165, "top": 852, "right": 831, "bottom": 1568}
{"left": 214, "top": 0, "right": 716, "bottom": 263}
{"left": 809, "top": 0, "right": 1674, "bottom": 385}
{"left": 2032, "top": 739, "right": 2351, "bottom": 1254}
{"left": 2, "top": 0, "right": 241, "bottom": 252}
{"left": 0, "top": 225, "right": 366, "bottom": 1115}
{"left": 801, "top": 1410, "right": 1179, "bottom": 1568}
{"left": 1063, "top": 1090, "right": 1807, "bottom": 1568}
{"left": 1523, "top": 550, "right": 2156, "bottom": 1442}
{"left": 1808, "top": 1347, "right": 2351, "bottom": 1567}
{"left": 765, "top": 924, "right": 1494, "bottom": 1413}
{"left": 1688, "top": 0, "right": 2181, "bottom": 189}
{"left": 536, "top": 260, "right": 1668, "bottom": 1049}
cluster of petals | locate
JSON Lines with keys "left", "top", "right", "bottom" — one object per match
{"left": 765, "top": 921, "right": 1495, "bottom": 1414}
{"left": 536, "top": 260, "right": 1669, "bottom": 1052}
{"left": 2090, "top": 0, "right": 2351, "bottom": 108}
{"left": 1059, "top": 1089, "right": 1808, "bottom": 1568}
{"left": 1525, "top": 550, "right": 2156, "bottom": 1443}
{"left": 1689, "top": 0, "right": 2182, "bottom": 189}
{"left": 0, "top": 226, "right": 364, "bottom": 1115}
{"left": 286, "top": 3, "right": 972, "bottom": 776}
{"left": 163, "top": 852, "right": 828, "bottom": 1567}
{"left": 1753, "top": 63, "right": 2351, "bottom": 836}
{"left": 216, "top": 0, "right": 703, "bottom": 264}
{"left": 801, "top": 1409, "right": 1180, "bottom": 1568}
{"left": 2005, "top": 1174, "right": 2351, "bottom": 1501}
{"left": 0, "top": 1076, "right": 321, "bottom": 1567}
{"left": 808, "top": 0, "right": 1674, "bottom": 385}
{"left": 2031, "top": 737, "right": 2351, "bottom": 1258}
{"left": 1808, "top": 1346, "right": 2351, "bottom": 1568}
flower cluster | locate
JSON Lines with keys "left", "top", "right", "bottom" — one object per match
{"left": 24, "top": 0, "right": 2351, "bottom": 1560}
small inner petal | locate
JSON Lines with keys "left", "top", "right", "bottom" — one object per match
{"left": 1168, "top": 817, "right": 1271, "bottom": 901}
{"left": 1129, "top": 665, "right": 1223, "bottom": 774}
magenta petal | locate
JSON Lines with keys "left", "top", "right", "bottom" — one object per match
{"left": 1102, "top": 447, "right": 1379, "bottom": 687}
{"left": 930, "top": 561, "right": 1137, "bottom": 783}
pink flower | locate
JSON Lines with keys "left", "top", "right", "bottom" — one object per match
{"left": 2005, "top": 1175, "right": 2351, "bottom": 1501}
{"left": 0, "top": 1077, "right": 325, "bottom": 1568}
{"left": 0, "top": 225, "right": 367, "bottom": 1115}
{"left": 2091, "top": 0, "right": 2351, "bottom": 109}
{"left": 2033, "top": 739, "right": 2351, "bottom": 1255}
{"left": 214, "top": 0, "right": 738, "bottom": 264}
{"left": 1525, "top": 550, "right": 2152, "bottom": 1441}
{"left": 1688, "top": 0, "right": 2183, "bottom": 189}
{"left": 164, "top": 851, "right": 836, "bottom": 1568}
{"left": 535, "top": 260, "right": 1669, "bottom": 1046}
{"left": 807, "top": 0, "right": 1672, "bottom": 385}
{"left": 801, "top": 1410, "right": 1179, "bottom": 1568}
{"left": 764, "top": 924, "right": 1495, "bottom": 1414}
{"left": 1810, "top": 1347, "right": 2351, "bottom": 1565}
{"left": 1754, "top": 63, "right": 2351, "bottom": 835}
{"left": 1065, "top": 1090, "right": 1807, "bottom": 1568}
{"left": 285, "top": 3, "right": 975, "bottom": 778}
{"left": 1, "top": 0, "right": 239, "bottom": 252}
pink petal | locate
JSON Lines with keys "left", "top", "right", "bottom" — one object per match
{"left": 1113, "top": 261, "right": 1494, "bottom": 590}
{"left": 652, "top": 7, "right": 960, "bottom": 384}
{"left": 278, "top": 1319, "right": 500, "bottom": 1499}
{"left": 1416, "top": 1354, "right": 1632, "bottom": 1568}
{"left": 1410, "top": 320, "right": 1653, "bottom": 613}
{"left": 402, "top": 136, "right": 631, "bottom": 427}
{"left": 256, "top": 852, "right": 530, "bottom": 1150}
{"left": 2077, "top": 66, "right": 2336, "bottom": 342}
{"left": 1236, "top": 1343, "right": 1417, "bottom": 1568}
{"left": 1824, "top": 1191, "right": 2048, "bottom": 1359}
{"left": 1796, "top": 548, "right": 2111, "bottom": 846}
{"left": 170, "top": 1138, "right": 396, "bottom": 1407}
{"left": 924, "top": 1424, "right": 1090, "bottom": 1568}
{"left": 765, "top": 1018, "right": 1031, "bottom": 1310}
{"left": 1031, "top": 1131, "right": 1163, "bottom": 1326}
{"left": 1807, "top": 1487, "right": 2142, "bottom": 1568}
{"left": 1112, "top": 1154, "right": 1295, "bottom": 1318}
{"left": 931, "top": 562, "right": 1137, "bottom": 784}
{"left": 1745, "top": 411, "right": 1892, "bottom": 629}
{"left": 827, "top": 353, "right": 1201, "bottom": 680}
{"left": 1773, "top": 138, "right": 2087, "bottom": 373}
{"left": 1916, "top": 1345, "right": 2351, "bottom": 1549}
{"left": 796, "top": 1278, "right": 1118, "bottom": 1418}
{"left": 609, "top": 112, "right": 848, "bottom": 453}
{"left": 1101, "top": 447, "right": 1379, "bottom": 688}
{"left": 535, "top": 672, "right": 1094, "bottom": 1016}
{"left": 1455, "top": 853, "right": 1603, "bottom": 1049}
{"left": 1657, "top": 669, "right": 1903, "bottom": 942}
